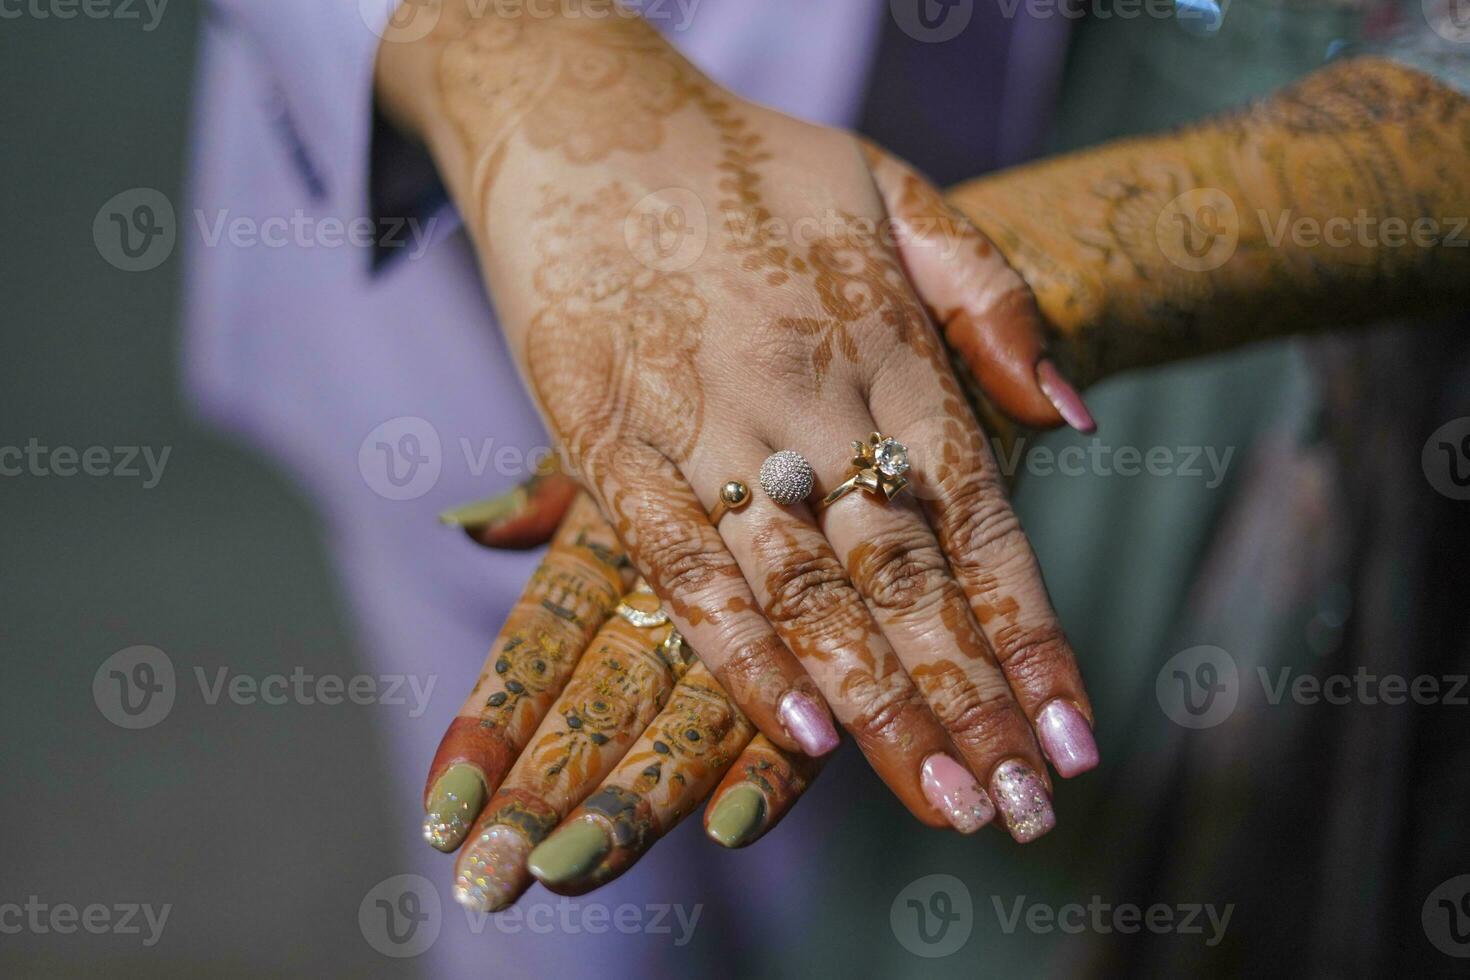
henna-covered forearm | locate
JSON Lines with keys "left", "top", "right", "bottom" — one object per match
{"left": 946, "top": 57, "right": 1470, "bottom": 387}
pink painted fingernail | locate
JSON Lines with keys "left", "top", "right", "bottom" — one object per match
{"left": 778, "top": 691, "right": 840, "bottom": 757}
{"left": 1036, "top": 359, "right": 1097, "bottom": 433}
{"left": 921, "top": 754, "right": 995, "bottom": 833}
{"left": 1036, "top": 700, "right": 1100, "bottom": 778}
{"left": 991, "top": 759, "right": 1056, "bottom": 843}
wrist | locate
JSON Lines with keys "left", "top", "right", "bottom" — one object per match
{"left": 378, "top": 0, "right": 705, "bottom": 229}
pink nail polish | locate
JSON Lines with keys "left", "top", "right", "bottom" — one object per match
{"left": 991, "top": 760, "right": 1056, "bottom": 843}
{"left": 1036, "top": 700, "right": 1100, "bottom": 778}
{"left": 454, "top": 824, "right": 532, "bottom": 913}
{"left": 1036, "top": 359, "right": 1097, "bottom": 433}
{"left": 921, "top": 754, "right": 995, "bottom": 833}
{"left": 778, "top": 691, "right": 840, "bottom": 757}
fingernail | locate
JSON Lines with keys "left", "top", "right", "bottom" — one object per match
{"left": 778, "top": 691, "right": 840, "bottom": 757}
{"left": 438, "top": 485, "right": 526, "bottom": 529}
{"left": 990, "top": 759, "right": 1056, "bottom": 843}
{"left": 920, "top": 754, "right": 995, "bottom": 834}
{"left": 423, "top": 763, "right": 487, "bottom": 852}
{"left": 527, "top": 818, "right": 611, "bottom": 886}
{"left": 454, "top": 824, "right": 532, "bottom": 913}
{"left": 706, "top": 785, "right": 768, "bottom": 848}
{"left": 1036, "top": 700, "right": 1100, "bottom": 778}
{"left": 1036, "top": 359, "right": 1096, "bottom": 433}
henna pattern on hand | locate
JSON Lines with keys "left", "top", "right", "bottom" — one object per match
{"left": 525, "top": 184, "right": 708, "bottom": 469}
{"left": 699, "top": 95, "right": 933, "bottom": 387}
{"left": 470, "top": 505, "right": 627, "bottom": 740}
{"left": 946, "top": 58, "right": 1470, "bottom": 384}
{"left": 437, "top": 2, "right": 702, "bottom": 208}
{"left": 520, "top": 621, "right": 679, "bottom": 791}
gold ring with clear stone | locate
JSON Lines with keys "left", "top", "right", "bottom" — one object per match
{"left": 818, "top": 432, "right": 911, "bottom": 510}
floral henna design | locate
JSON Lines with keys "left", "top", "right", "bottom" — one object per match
{"left": 782, "top": 226, "right": 931, "bottom": 386}
{"left": 437, "top": 2, "right": 702, "bottom": 208}
{"left": 425, "top": 496, "right": 633, "bottom": 854}
{"left": 536, "top": 663, "right": 754, "bottom": 894}
{"left": 945, "top": 57, "right": 1470, "bottom": 386}
{"left": 473, "top": 543, "right": 626, "bottom": 732}
{"left": 454, "top": 575, "right": 704, "bottom": 911}
{"left": 526, "top": 184, "right": 708, "bottom": 469}
{"left": 520, "top": 618, "right": 681, "bottom": 793}
{"left": 699, "top": 95, "right": 933, "bottom": 387}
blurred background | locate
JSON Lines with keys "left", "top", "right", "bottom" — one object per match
{"left": 2, "top": 2, "right": 409, "bottom": 974}
{"left": 4, "top": 1, "right": 1468, "bottom": 977}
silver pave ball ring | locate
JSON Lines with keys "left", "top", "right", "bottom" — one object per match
{"left": 759, "top": 450, "right": 816, "bottom": 506}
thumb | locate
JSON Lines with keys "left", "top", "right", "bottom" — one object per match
{"left": 863, "top": 141, "right": 1095, "bottom": 433}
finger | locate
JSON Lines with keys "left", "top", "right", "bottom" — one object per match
{"left": 439, "top": 472, "right": 581, "bottom": 550}
{"left": 527, "top": 662, "right": 756, "bottom": 895}
{"left": 703, "top": 734, "right": 825, "bottom": 849}
{"left": 593, "top": 444, "right": 836, "bottom": 759}
{"left": 872, "top": 339, "right": 1100, "bottom": 792}
{"left": 702, "top": 432, "right": 974, "bottom": 831}
{"left": 452, "top": 583, "right": 690, "bottom": 911}
{"left": 864, "top": 143, "right": 1095, "bottom": 433}
{"left": 423, "top": 494, "right": 635, "bottom": 852}
{"left": 782, "top": 404, "right": 1052, "bottom": 841}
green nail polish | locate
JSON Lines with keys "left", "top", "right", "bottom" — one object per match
{"left": 527, "top": 819, "right": 611, "bottom": 885}
{"left": 438, "top": 486, "right": 526, "bottom": 530}
{"left": 422, "top": 764, "right": 486, "bottom": 852}
{"left": 706, "top": 785, "right": 767, "bottom": 848}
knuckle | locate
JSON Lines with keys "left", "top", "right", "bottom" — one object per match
{"left": 940, "top": 689, "right": 1017, "bottom": 748}
{"left": 918, "top": 659, "right": 1019, "bottom": 748}
{"left": 764, "top": 551, "right": 855, "bottom": 632}
{"left": 846, "top": 679, "right": 922, "bottom": 746}
{"left": 992, "top": 620, "right": 1074, "bottom": 680}
{"left": 850, "top": 531, "right": 949, "bottom": 613}
{"left": 640, "top": 525, "right": 738, "bottom": 598}
{"left": 937, "top": 470, "right": 1025, "bottom": 572}
{"left": 717, "top": 634, "right": 797, "bottom": 709}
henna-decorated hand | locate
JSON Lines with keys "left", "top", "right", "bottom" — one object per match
{"left": 425, "top": 494, "right": 820, "bottom": 912}
{"left": 381, "top": 1, "right": 1100, "bottom": 844}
